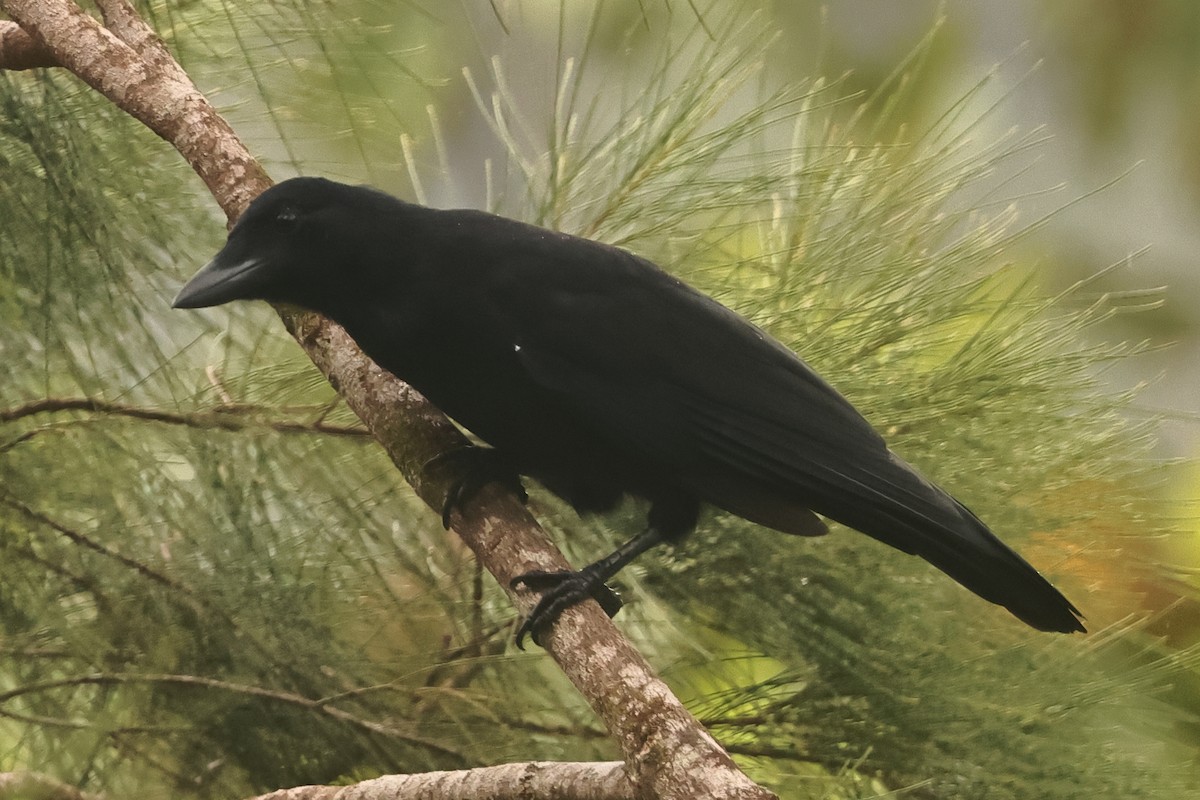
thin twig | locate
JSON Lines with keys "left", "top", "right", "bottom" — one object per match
{"left": 0, "top": 673, "right": 465, "bottom": 762}
{"left": 0, "top": 396, "right": 369, "bottom": 437}
{"left": 0, "top": 493, "right": 204, "bottom": 602}
{"left": 0, "top": 495, "right": 368, "bottom": 714}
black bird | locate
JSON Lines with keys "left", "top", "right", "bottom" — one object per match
{"left": 174, "top": 177, "right": 1085, "bottom": 646}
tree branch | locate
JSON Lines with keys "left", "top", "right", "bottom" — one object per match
{"left": 93, "top": 0, "right": 176, "bottom": 73}
{"left": 0, "top": 20, "right": 56, "bottom": 69}
{"left": 251, "top": 762, "right": 633, "bottom": 800}
{"left": 2, "top": 0, "right": 266, "bottom": 215}
{"left": 0, "top": 493, "right": 202, "bottom": 600}
{"left": 0, "top": 396, "right": 371, "bottom": 441}
{"left": 0, "top": 1, "right": 777, "bottom": 797}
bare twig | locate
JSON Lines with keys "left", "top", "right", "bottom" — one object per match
{"left": 0, "top": 673, "right": 465, "bottom": 763}
{"left": 0, "top": 493, "right": 203, "bottom": 601}
{"left": 0, "top": 396, "right": 370, "bottom": 438}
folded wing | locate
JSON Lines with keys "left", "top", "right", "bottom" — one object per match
{"left": 502, "top": 246, "right": 1083, "bottom": 633}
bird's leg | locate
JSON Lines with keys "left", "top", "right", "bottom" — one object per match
{"left": 511, "top": 526, "right": 667, "bottom": 649}
{"left": 421, "top": 445, "right": 528, "bottom": 529}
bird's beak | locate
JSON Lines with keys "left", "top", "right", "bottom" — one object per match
{"left": 172, "top": 252, "right": 266, "bottom": 309}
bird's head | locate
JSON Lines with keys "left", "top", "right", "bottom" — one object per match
{"left": 173, "top": 177, "right": 401, "bottom": 313}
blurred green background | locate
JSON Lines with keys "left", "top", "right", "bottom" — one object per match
{"left": 3, "top": 1, "right": 1200, "bottom": 798}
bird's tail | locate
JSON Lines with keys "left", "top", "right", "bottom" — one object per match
{"left": 821, "top": 452, "right": 1085, "bottom": 633}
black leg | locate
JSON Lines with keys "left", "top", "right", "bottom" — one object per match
{"left": 421, "top": 445, "right": 528, "bottom": 528}
{"left": 510, "top": 526, "right": 667, "bottom": 649}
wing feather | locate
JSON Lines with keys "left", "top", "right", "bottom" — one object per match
{"left": 495, "top": 242, "right": 1083, "bottom": 632}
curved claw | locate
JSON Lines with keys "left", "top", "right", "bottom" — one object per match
{"left": 510, "top": 569, "right": 623, "bottom": 649}
{"left": 421, "top": 445, "right": 528, "bottom": 529}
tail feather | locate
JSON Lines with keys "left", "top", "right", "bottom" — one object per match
{"left": 679, "top": 385, "right": 1084, "bottom": 632}
{"left": 818, "top": 453, "right": 1085, "bottom": 633}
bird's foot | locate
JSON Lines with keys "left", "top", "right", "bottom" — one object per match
{"left": 422, "top": 445, "right": 528, "bottom": 529}
{"left": 510, "top": 568, "right": 623, "bottom": 649}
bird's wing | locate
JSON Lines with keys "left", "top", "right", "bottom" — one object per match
{"left": 497, "top": 248, "right": 1083, "bottom": 632}
{"left": 506, "top": 262, "right": 939, "bottom": 544}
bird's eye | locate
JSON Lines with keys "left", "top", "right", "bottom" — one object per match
{"left": 276, "top": 205, "right": 299, "bottom": 224}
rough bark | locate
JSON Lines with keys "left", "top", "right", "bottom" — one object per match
{"left": 0, "top": 3, "right": 777, "bottom": 798}
{"left": 252, "top": 762, "right": 633, "bottom": 800}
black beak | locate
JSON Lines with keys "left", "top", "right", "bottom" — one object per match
{"left": 172, "top": 253, "right": 266, "bottom": 309}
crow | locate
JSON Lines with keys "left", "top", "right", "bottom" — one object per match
{"left": 174, "top": 177, "right": 1085, "bottom": 646}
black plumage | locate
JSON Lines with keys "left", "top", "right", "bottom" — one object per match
{"left": 175, "top": 177, "right": 1085, "bottom": 645}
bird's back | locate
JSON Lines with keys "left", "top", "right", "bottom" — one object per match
{"left": 326, "top": 201, "right": 1085, "bottom": 634}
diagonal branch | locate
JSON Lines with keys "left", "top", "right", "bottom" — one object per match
{"left": 0, "top": 673, "right": 465, "bottom": 762}
{"left": 0, "top": 1, "right": 777, "bottom": 798}
{"left": 0, "top": 396, "right": 371, "bottom": 442}
{"left": 1, "top": 0, "right": 266, "bottom": 215}
{"left": 0, "top": 493, "right": 202, "bottom": 600}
